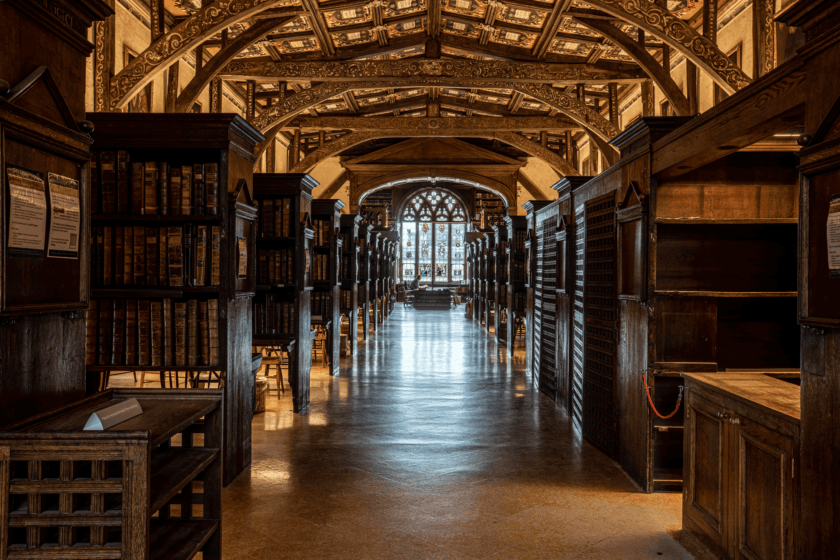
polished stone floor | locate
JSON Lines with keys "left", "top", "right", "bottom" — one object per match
{"left": 217, "top": 308, "right": 703, "bottom": 559}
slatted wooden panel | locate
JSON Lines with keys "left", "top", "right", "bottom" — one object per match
{"left": 536, "top": 208, "right": 559, "bottom": 397}
{"left": 571, "top": 204, "right": 586, "bottom": 430}
{"left": 582, "top": 195, "right": 618, "bottom": 458}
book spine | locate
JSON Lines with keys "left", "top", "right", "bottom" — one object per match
{"left": 163, "top": 298, "right": 172, "bottom": 366}
{"left": 90, "top": 152, "right": 100, "bottom": 214}
{"left": 146, "top": 228, "right": 158, "bottom": 286}
{"left": 183, "top": 224, "right": 193, "bottom": 286}
{"left": 169, "top": 166, "right": 182, "bottom": 216}
{"left": 274, "top": 199, "right": 282, "bottom": 237}
{"left": 125, "top": 299, "right": 137, "bottom": 366}
{"left": 150, "top": 301, "right": 162, "bottom": 367}
{"left": 138, "top": 300, "right": 150, "bottom": 366}
{"left": 282, "top": 199, "right": 291, "bottom": 237}
{"left": 130, "top": 162, "right": 144, "bottom": 215}
{"left": 258, "top": 250, "right": 267, "bottom": 284}
{"left": 100, "top": 151, "right": 116, "bottom": 214}
{"left": 102, "top": 226, "right": 113, "bottom": 286}
{"left": 198, "top": 301, "right": 209, "bottom": 366}
{"left": 205, "top": 163, "right": 219, "bottom": 215}
{"left": 123, "top": 227, "right": 133, "bottom": 286}
{"left": 210, "top": 226, "right": 221, "bottom": 286}
{"left": 111, "top": 299, "right": 125, "bottom": 366}
{"left": 187, "top": 300, "right": 198, "bottom": 366}
{"left": 114, "top": 227, "right": 124, "bottom": 285}
{"left": 174, "top": 301, "right": 187, "bottom": 367}
{"left": 133, "top": 226, "right": 146, "bottom": 285}
{"left": 116, "top": 150, "right": 130, "bottom": 214}
{"left": 97, "top": 298, "right": 112, "bottom": 366}
{"left": 144, "top": 162, "right": 159, "bottom": 215}
{"left": 85, "top": 300, "right": 98, "bottom": 366}
{"left": 262, "top": 200, "right": 274, "bottom": 238}
{"left": 208, "top": 299, "right": 219, "bottom": 366}
{"left": 194, "top": 226, "right": 207, "bottom": 287}
{"left": 268, "top": 250, "right": 276, "bottom": 284}
{"left": 158, "top": 229, "right": 168, "bottom": 286}
{"left": 159, "top": 161, "right": 170, "bottom": 216}
{"left": 192, "top": 164, "right": 205, "bottom": 215}
{"left": 95, "top": 226, "right": 104, "bottom": 286}
{"left": 168, "top": 227, "right": 184, "bottom": 287}
{"left": 181, "top": 166, "right": 192, "bottom": 215}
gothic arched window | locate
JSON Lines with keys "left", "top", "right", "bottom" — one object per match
{"left": 400, "top": 189, "right": 468, "bottom": 284}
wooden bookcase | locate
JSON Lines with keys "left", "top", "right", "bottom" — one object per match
{"left": 505, "top": 216, "right": 528, "bottom": 355}
{"left": 474, "top": 190, "right": 505, "bottom": 228}
{"left": 492, "top": 223, "right": 508, "bottom": 344}
{"left": 465, "top": 233, "right": 483, "bottom": 320}
{"left": 339, "top": 215, "right": 361, "bottom": 356}
{"left": 523, "top": 202, "right": 550, "bottom": 379}
{"left": 369, "top": 230, "right": 381, "bottom": 330}
{"left": 251, "top": 173, "right": 315, "bottom": 414}
{"left": 357, "top": 222, "right": 373, "bottom": 340}
{"left": 376, "top": 230, "right": 399, "bottom": 319}
{"left": 0, "top": 388, "right": 223, "bottom": 560}
{"left": 482, "top": 231, "right": 496, "bottom": 332}
{"left": 84, "top": 113, "right": 261, "bottom": 487}
{"left": 311, "top": 199, "right": 344, "bottom": 376}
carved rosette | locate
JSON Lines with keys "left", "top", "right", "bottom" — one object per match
{"left": 586, "top": 0, "right": 751, "bottom": 92}
{"left": 109, "top": 0, "right": 279, "bottom": 109}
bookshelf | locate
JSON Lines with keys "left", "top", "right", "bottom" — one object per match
{"left": 375, "top": 229, "right": 399, "bottom": 320}
{"left": 357, "top": 221, "right": 373, "bottom": 340}
{"left": 0, "top": 388, "right": 223, "bottom": 560}
{"left": 492, "top": 223, "right": 508, "bottom": 344}
{"left": 85, "top": 113, "right": 261, "bottom": 487}
{"left": 505, "top": 216, "right": 527, "bottom": 355}
{"left": 473, "top": 190, "right": 506, "bottom": 228}
{"left": 311, "top": 199, "right": 344, "bottom": 376}
{"left": 465, "top": 233, "right": 484, "bottom": 321}
{"left": 482, "top": 231, "right": 496, "bottom": 332}
{"left": 360, "top": 189, "right": 392, "bottom": 226}
{"left": 251, "top": 173, "right": 315, "bottom": 413}
{"left": 339, "top": 215, "right": 362, "bottom": 355}
{"left": 369, "top": 230, "right": 382, "bottom": 331}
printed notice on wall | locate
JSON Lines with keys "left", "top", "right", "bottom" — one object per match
{"left": 47, "top": 173, "right": 81, "bottom": 259}
{"left": 237, "top": 237, "right": 248, "bottom": 278}
{"left": 6, "top": 166, "right": 47, "bottom": 257}
{"left": 828, "top": 194, "right": 840, "bottom": 278}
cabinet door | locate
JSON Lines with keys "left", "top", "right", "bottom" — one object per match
{"left": 684, "top": 392, "right": 730, "bottom": 548}
{"left": 734, "top": 419, "right": 796, "bottom": 560}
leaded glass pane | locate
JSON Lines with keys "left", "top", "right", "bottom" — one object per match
{"left": 401, "top": 222, "right": 415, "bottom": 282}
{"left": 435, "top": 223, "right": 449, "bottom": 282}
{"left": 418, "top": 222, "right": 433, "bottom": 283}
{"left": 451, "top": 223, "right": 465, "bottom": 281}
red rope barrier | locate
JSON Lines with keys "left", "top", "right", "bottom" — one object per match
{"left": 642, "top": 373, "right": 682, "bottom": 420}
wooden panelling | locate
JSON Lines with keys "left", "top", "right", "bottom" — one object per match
{"left": 619, "top": 219, "right": 645, "bottom": 298}
{"left": 654, "top": 297, "right": 717, "bottom": 364}
{"left": 618, "top": 300, "right": 648, "bottom": 488}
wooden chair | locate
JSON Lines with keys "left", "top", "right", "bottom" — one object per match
{"left": 311, "top": 327, "right": 328, "bottom": 366}
{"left": 261, "top": 348, "right": 288, "bottom": 397}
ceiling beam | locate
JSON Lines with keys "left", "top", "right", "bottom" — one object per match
{"left": 532, "top": 0, "right": 575, "bottom": 58}
{"left": 300, "top": 0, "right": 336, "bottom": 56}
{"left": 292, "top": 116, "right": 579, "bottom": 131}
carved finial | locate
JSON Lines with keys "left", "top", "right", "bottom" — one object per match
{"left": 78, "top": 120, "right": 94, "bottom": 135}
{"left": 0, "top": 79, "right": 10, "bottom": 98}
{"left": 797, "top": 133, "right": 812, "bottom": 147}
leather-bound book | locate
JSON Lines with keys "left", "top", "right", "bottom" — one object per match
{"left": 192, "top": 164, "right": 205, "bottom": 215}
{"left": 174, "top": 302, "right": 187, "bottom": 367}
{"left": 194, "top": 226, "right": 207, "bottom": 286}
{"left": 281, "top": 198, "right": 292, "bottom": 237}
{"left": 183, "top": 224, "right": 193, "bottom": 286}
{"left": 274, "top": 199, "right": 282, "bottom": 237}
{"left": 145, "top": 228, "right": 158, "bottom": 286}
{"left": 162, "top": 298, "right": 172, "bottom": 366}
{"left": 90, "top": 152, "right": 100, "bottom": 214}
{"left": 169, "top": 167, "right": 182, "bottom": 216}
{"left": 130, "top": 162, "right": 144, "bottom": 214}
{"left": 187, "top": 300, "right": 198, "bottom": 366}
{"left": 150, "top": 301, "right": 163, "bottom": 367}
{"left": 133, "top": 226, "right": 146, "bottom": 285}
{"left": 138, "top": 300, "right": 151, "bottom": 366}
{"left": 158, "top": 230, "right": 168, "bottom": 286}
{"left": 267, "top": 250, "right": 276, "bottom": 284}
{"left": 116, "top": 150, "right": 130, "bottom": 214}
{"left": 85, "top": 299, "right": 98, "bottom": 366}
{"left": 102, "top": 226, "right": 112, "bottom": 286}
{"left": 94, "top": 226, "right": 103, "bottom": 286}
{"left": 97, "top": 298, "right": 112, "bottom": 366}
{"left": 114, "top": 227, "right": 124, "bottom": 285}
{"left": 181, "top": 165, "right": 192, "bottom": 215}
{"left": 261, "top": 199, "right": 274, "bottom": 237}
{"left": 258, "top": 249, "right": 267, "bottom": 284}
{"left": 210, "top": 226, "right": 221, "bottom": 286}
{"left": 208, "top": 299, "right": 219, "bottom": 366}
{"left": 167, "top": 227, "right": 184, "bottom": 287}
{"left": 205, "top": 163, "right": 219, "bottom": 215}
{"left": 123, "top": 227, "right": 133, "bottom": 286}
{"left": 112, "top": 299, "right": 125, "bottom": 366}
{"left": 100, "top": 151, "right": 116, "bottom": 213}
{"left": 198, "top": 301, "right": 209, "bottom": 366}
{"left": 144, "top": 162, "right": 159, "bottom": 215}
{"left": 125, "top": 299, "right": 137, "bottom": 366}
{"left": 159, "top": 162, "right": 170, "bottom": 216}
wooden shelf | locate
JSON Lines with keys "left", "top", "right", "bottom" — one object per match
{"left": 654, "top": 290, "right": 797, "bottom": 297}
{"left": 257, "top": 236, "right": 296, "bottom": 242}
{"left": 150, "top": 447, "right": 219, "bottom": 514}
{"left": 149, "top": 519, "right": 219, "bottom": 560}
{"left": 92, "top": 214, "right": 223, "bottom": 223}
{"left": 655, "top": 218, "right": 797, "bottom": 224}
{"left": 91, "top": 287, "right": 220, "bottom": 298}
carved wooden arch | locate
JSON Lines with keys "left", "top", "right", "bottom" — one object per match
{"left": 108, "top": 0, "right": 287, "bottom": 109}
{"left": 583, "top": 0, "right": 751, "bottom": 94}
{"left": 292, "top": 130, "right": 579, "bottom": 176}
{"left": 354, "top": 170, "right": 516, "bottom": 213}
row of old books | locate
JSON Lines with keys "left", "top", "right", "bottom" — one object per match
{"left": 511, "top": 260, "right": 526, "bottom": 283}
{"left": 85, "top": 298, "right": 219, "bottom": 367}
{"left": 512, "top": 231, "right": 527, "bottom": 252}
{"left": 340, "top": 255, "right": 357, "bottom": 282}
{"left": 254, "top": 296, "right": 294, "bottom": 336}
{"left": 311, "top": 292, "right": 331, "bottom": 320}
{"left": 257, "top": 249, "right": 296, "bottom": 285}
{"left": 312, "top": 219, "right": 332, "bottom": 247}
{"left": 258, "top": 198, "right": 294, "bottom": 238}
{"left": 312, "top": 253, "right": 330, "bottom": 282}
{"left": 90, "top": 151, "right": 220, "bottom": 216}
{"left": 91, "top": 225, "right": 221, "bottom": 287}
{"left": 339, "top": 289, "right": 353, "bottom": 310}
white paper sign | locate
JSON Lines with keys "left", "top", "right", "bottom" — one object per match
{"left": 83, "top": 398, "right": 143, "bottom": 431}
{"left": 47, "top": 173, "right": 81, "bottom": 259}
{"left": 6, "top": 166, "right": 47, "bottom": 255}
{"left": 828, "top": 194, "right": 840, "bottom": 278}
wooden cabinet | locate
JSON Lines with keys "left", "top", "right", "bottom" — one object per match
{"left": 683, "top": 373, "right": 799, "bottom": 560}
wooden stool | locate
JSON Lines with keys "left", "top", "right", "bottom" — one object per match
{"left": 261, "top": 355, "right": 286, "bottom": 396}
{"left": 254, "top": 376, "right": 268, "bottom": 414}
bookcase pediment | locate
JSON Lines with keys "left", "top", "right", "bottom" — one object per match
{"left": 5, "top": 66, "right": 79, "bottom": 132}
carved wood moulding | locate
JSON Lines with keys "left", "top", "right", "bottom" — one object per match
{"left": 293, "top": 116, "right": 579, "bottom": 131}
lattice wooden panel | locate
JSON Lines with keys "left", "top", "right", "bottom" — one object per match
{"left": 571, "top": 204, "right": 586, "bottom": 430}
{"left": 582, "top": 196, "right": 618, "bottom": 458}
